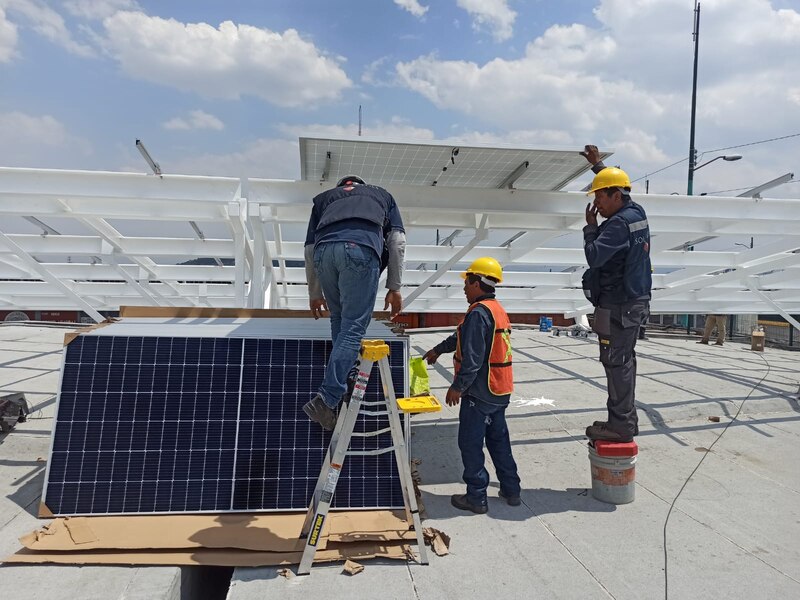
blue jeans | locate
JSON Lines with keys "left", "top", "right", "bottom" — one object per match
{"left": 314, "top": 242, "right": 380, "bottom": 409}
{"left": 458, "top": 396, "right": 521, "bottom": 505}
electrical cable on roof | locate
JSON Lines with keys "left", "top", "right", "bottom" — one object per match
{"left": 662, "top": 352, "right": 772, "bottom": 600}
{"left": 432, "top": 147, "right": 459, "bottom": 186}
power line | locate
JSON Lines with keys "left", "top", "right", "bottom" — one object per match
{"left": 631, "top": 157, "right": 688, "bottom": 183}
{"left": 630, "top": 131, "right": 800, "bottom": 184}
{"left": 701, "top": 186, "right": 750, "bottom": 195}
{"left": 705, "top": 131, "right": 800, "bottom": 153}
{"left": 703, "top": 179, "right": 799, "bottom": 196}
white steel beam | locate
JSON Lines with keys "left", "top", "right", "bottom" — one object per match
{"left": 0, "top": 231, "right": 104, "bottom": 321}
{"left": 403, "top": 214, "right": 489, "bottom": 308}
{"left": 2, "top": 167, "right": 800, "bottom": 317}
{"left": 226, "top": 200, "right": 248, "bottom": 307}
{"left": 78, "top": 216, "right": 198, "bottom": 306}
{"left": 743, "top": 278, "right": 800, "bottom": 331}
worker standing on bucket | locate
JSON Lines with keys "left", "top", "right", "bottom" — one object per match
{"left": 303, "top": 175, "right": 406, "bottom": 430}
{"left": 580, "top": 145, "right": 652, "bottom": 443}
{"left": 423, "top": 257, "right": 521, "bottom": 514}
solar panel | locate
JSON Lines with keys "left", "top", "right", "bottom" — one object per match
{"left": 43, "top": 325, "right": 408, "bottom": 516}
{"left": 299, "top": 136, "right": 611, "bottom": 191}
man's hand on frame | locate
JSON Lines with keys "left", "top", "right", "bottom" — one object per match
{"left": 309, "top": 298, "right": 327, "bottom": 320}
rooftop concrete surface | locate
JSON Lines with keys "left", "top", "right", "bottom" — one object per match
{"left": 0, "top": 325, "right": 181, "bottom": 600}
{"left": 229, "top": 328, "right": 800, "bottom": 600}
{"left": 1, "top": 324, "right": 798, "bottom": 600}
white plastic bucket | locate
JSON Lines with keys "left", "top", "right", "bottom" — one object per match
{"left": 588, "top": 444, "right": 637, "bottom": 504}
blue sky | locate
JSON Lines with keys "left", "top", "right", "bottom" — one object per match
{"left": 1, "top": 0, "right": 799, "bottom": 197}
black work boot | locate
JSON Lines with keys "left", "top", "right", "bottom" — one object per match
{"left": 585, "top": 424, "right": 633, "bottom": 443}
{"left": 450, "top": 494, "right": 488, "bottom": 514}
{"left": 499, "top": 490, "right": 521, "bottom": 506}
{"left": 303, "top": 394, "right": 337, "bottom": 431}
{"left": 591, "top": 421, "right": 638, "bottom": 436}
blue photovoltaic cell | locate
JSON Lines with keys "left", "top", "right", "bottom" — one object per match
{"left": 44, "top": 334, "right": 406, "bottom": 515}
{"left": 233, "top": 338, "right": 404, "bottom": 511}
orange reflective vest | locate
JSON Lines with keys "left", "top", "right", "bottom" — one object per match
{"left": 454, "top": 298, "right": 513, "bottom": 396}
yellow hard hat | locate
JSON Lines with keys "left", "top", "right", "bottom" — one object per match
{"left": 586, "top": 167, "right": 631, "bottom": 195}
{"left": 462, "top": 257, "right": 503, "bottom": 283}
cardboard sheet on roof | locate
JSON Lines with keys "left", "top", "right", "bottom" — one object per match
{"left": 18, "top": 511, "right": 412, "bottom": 553}
{"left": 119, "top": 306, "right": 392, "bottom": 321}
{"left": 5, "top": 541, "right": 413, "bottom": 567}
{"left": 62, "top": 318, "right": 116, "bottom": 346}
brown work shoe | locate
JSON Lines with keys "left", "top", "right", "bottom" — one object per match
{"left": 696, "top": 340, "right": 709, "bottom": 344}
{"left": 585, "top": 424, "right": 633, "bottom": 443}
{"left": 303, "top": 394, "right": 337, "bottom": 431}
{"left": 714, "top": 341, "right": 724, "bottom": 346}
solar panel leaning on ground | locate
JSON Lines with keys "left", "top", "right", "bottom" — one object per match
{"left": 42, "top": 319, "right": 408, "bottom": 516}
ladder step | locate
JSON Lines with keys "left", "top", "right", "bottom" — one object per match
{"left": 351, "top": 426, "right": 392, "bottom": 437}
{"left": 346, "top": 446, "right": 398, "bottom": 457}
{"left": 359, "top": 409, "right": 389, "bottom": 417}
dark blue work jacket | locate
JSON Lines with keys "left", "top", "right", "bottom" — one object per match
{"left": 582, "top": 200, "right": 652, "bottom": 306}
{"left": 304, "top": 184, "right": 403, "bottom": 265}
{"left": 433, "top": 294, "right": 511, "bottom": 407}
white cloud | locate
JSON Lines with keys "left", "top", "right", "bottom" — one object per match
{"left": 393, "top": 0, "right": 428, "bottom": 18}
{"left": 0, "top": 111, "right": 92, "bottom": 167}
{"left": 1, "top": 0, "right": 94, "bottom": 57}
{"left": 362, "top": 56, "right": 393, "bottom": 86}
{"left": 165, "top": 138, "right": 300, "bottom": 180}
{"left": 0, "top": 110, "right": 68, "bottom": 145}
{"left": 279, "top": 117, "right": 436, "bottom": 142}
{"left": 456, "top": 0, "right": 516, "bottom": 42}
{"left": 100, "top": 12, "right": 352, "bottom": 108}
{"left": 397, "top": 0, "right": 800, "bottom": 196}
{"left": 163, "top": 109, "right": 225, "bottom": 131}
{"left": 64, "top": 0, "right": 139, "bottom": 20}
{"left": 0, "top": 7, "right": 18, "bottom": 62}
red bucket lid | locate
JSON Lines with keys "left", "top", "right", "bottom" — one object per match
{"left": 592, "top": 440, "right": 639, "bottom": 456}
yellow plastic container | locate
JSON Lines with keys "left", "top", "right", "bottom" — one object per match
{"left": 397, "top": 395, "right": 441, "bottom": 414}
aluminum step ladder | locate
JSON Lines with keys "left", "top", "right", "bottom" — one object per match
{"left": 297, "top": 340, "right": 438, "bottom": 575}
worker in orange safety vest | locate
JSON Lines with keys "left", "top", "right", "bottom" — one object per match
{"left": 423, "top": 257, "right": 521, "bottom": 514}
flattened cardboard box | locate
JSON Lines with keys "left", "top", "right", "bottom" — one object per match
{"left": 6, "top": 542, "right": 413, "bottom": 567}
{"left": 8, "top": 511, "right": 415, "bottom": 566}
{"left": 19, "top": 511, "right": 412, "bottom": 552}
{"left": 119, "top": 306, "right": 392, "bottom": 321}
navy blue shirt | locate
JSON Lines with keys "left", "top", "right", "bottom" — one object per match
{"left": 583, "top": 200, "right": 652, "bottom": 305}
{"left": 304, "top": 184, "right": 404, "bottom": 261}
{"left": 433, "top": 294, "right": 511, "bottom": 407}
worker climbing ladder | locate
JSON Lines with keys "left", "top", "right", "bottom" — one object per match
{"left": 297, "top": 340, "right": 439, "bottom": 575}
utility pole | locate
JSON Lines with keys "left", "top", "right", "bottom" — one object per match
{"left": 687, "top": 1, "right": 701, "bottom": 195}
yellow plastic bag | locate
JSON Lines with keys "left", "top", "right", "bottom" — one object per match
{"left": 409, "top": 357, "right": 430, "bottom": 397}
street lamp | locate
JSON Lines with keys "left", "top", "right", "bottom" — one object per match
{"left": 693, "top": 154, "right": 742, "bottom": 171}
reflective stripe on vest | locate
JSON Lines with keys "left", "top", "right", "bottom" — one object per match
{"left": 454, "top": 299, "right": 514, "bottom": 396}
